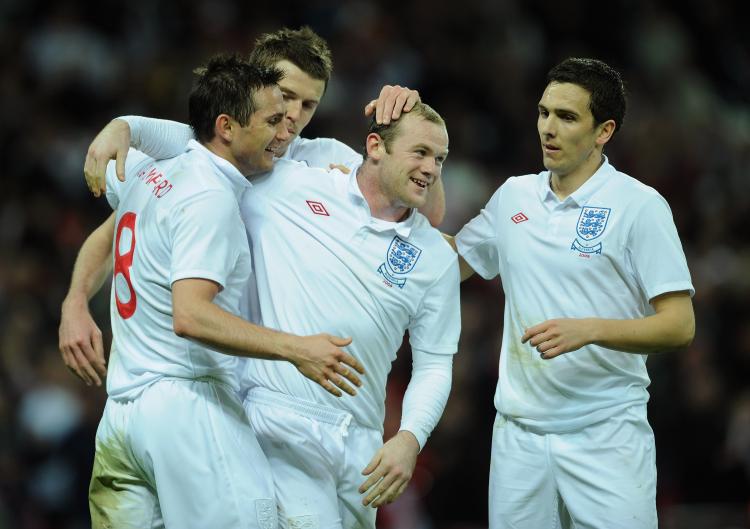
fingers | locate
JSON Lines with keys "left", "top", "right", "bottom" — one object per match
{"left": 371, "top": 477, "right": 406, "bottom": 507}
{"left": 63, "top": 347, "right": 93, "bottom": 386}
{"left": 361, "top": 452, "right": 380, "bottom": 477}
{"left": 115, "top": 149, "right": 127, "bottom": 182}
{"left": 79, "top": 341, "right": 104, "bottom": 386}
{"left": 334, "top": 362, "right": 362, "bottom": 389}
{"left": 359, "top": 469, "right": 383, "bottom": 495}
{"left": 389, "top": 91, "right": 409, "bottom": 121}
{"left": 364, "top": 474, "right": 400, "bottom": 507}
{"left": 364, "top": 99, "right": 377, "bottom": 117}
{"left": 540, "top": 346, "right": 564, "bottom": 360}
{"left": 91, "top": 329, "right": 108, "bottom": 378}
{"left": 318, "top": 378, "right": 343, "bottom": 398}
{"left": 378, "top": 86, "right": 397, "bottom": 125}
{"left": 75, "top": 346, "right": 102, "bottom": 386}
{"left": 403, "top": 90, "right": 420, "bottom": 112}
{"left": 327, "top": 163, "right": 351, "bottom": 174}
{"left": 339, "top": 351, "right": 365, "bottom": 375}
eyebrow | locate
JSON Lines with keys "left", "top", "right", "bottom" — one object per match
{"left": 414, "top": 143, "right": 449, "bottom": 157}
{"left": 538, "top": 104, "right": 580, "bottom": 117}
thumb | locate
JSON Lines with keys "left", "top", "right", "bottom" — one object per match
{"left": 328, "top": 335, "right": 353, "bottom": 347}
{"left": 364, "top": 99, "right": 377, "bottom": 116}
{"left": 116, "top": 149, "right": 127, "bottom": 182}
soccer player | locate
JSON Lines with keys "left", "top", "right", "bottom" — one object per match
{"left": 451, "top": 58, "right": 695, "bottom": 529}
{"left": 88, "top": 55, "right": 363, "bottom": 529}
{"left": 60, "top": 26, "right": 435, "bottom": 386}
{"left": 239, "top": 103, "right": 459, "bottom": 528}
{"left": 84, "top": 99, "right": 459, "bottom": 528}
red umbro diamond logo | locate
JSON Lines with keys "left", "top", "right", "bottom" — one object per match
{"left": 511, "top": 212, "right": 528, "bottom": 224}
{"left": 306, "top": 200, "right": 330, "bottom": 216}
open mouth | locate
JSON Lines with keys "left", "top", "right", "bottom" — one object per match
{"left": 410, "top": 177, "right": 428, "bottom": 189}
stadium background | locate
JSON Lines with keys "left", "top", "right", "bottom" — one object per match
{"left": 1, "top": 0, "right": 749, "bottom": 527}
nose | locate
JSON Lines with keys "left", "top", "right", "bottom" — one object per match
{"left": 539, "top": 115, "right": 556, "bottom": 138}
{"left": 420, "top": 157, "right": 439, "bottom": 181}
{"left": 285, "top": 100, "right": 301, "bottom": 123}
{"left": 276, "top": 120, "right": 291, "bottom": 142}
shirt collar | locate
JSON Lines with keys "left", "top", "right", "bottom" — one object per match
{"left": 187, "top": 139, "right": 252, "bottom": 198}
{"left": 538, "top": 155, "right": 613, "bottom": 208}
{"left": 347, "top": 162, "right": 416, "bottom": 238}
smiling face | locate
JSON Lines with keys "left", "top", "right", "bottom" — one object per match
{"left": 230, "top": 85, "right": 288, "bottom": 175}
{"left": 375, "top": 113, "right": 449, "bottom": 210}
{"left": 537, "top": 81, "right": 612, "bottom": 181}
{"left": 274, "top": 59, "right": 326, "bottom": 156}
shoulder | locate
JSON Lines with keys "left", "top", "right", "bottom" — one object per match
{"left": 268, "top": 158, "right": 329, "bottom": 183}
{"left": 286, "top": 136, "right": 361, "bottom": 168}
{"left": 480, "top": 171, "right": 542, "bottom": 211}
{"left": 411, "top": 213, "right": 458, "bottom": 260}
{"left": 605, "top": 167, "right": 667, "bottom": 207}
{"left": 153, "top": 151, "right": 236, "bottom": 209}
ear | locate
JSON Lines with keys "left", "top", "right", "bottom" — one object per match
{"left": 365, "top": 133, "right": 386, "bottom": 161}
{"left": 214, "top": 114, "right": 233, "bottom": 142}
{"left": 595, "top": 119, "right": 616, "bottom": 147}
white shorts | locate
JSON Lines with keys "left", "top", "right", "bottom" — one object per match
{"left": 489, "top": 405, "right": 657, "bottom": 529}
{"left": 89, "top": 378, "right": 277, "bottom": 529}
{"left": 245, "top": 387, "right": 382, "bottom": 529}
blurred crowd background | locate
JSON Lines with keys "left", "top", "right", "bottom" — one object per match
{"left": 2, "top": 0, "right": 749, "bottom": 528}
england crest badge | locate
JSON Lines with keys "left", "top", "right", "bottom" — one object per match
{"left": 377, "top": 236, "right": 422, "bottom": 288}
{"left": 571, "top": 206, "right": 611, "bottom": 254}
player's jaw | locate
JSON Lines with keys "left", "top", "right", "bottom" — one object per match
{"left": 402, "top": 170, "right": 432, "bottom": 207}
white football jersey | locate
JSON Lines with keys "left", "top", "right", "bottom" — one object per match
{"left": 104, "top": 140, "right": 252, "bottom": 400}
{"left": 456, "top": 157, "right": 694, "bottom": 433}
{"left": 280, "top": 136, "right": 362, "bottom": 169}
{"left": 239, "top": 160, "right": 461, "bottom": 432}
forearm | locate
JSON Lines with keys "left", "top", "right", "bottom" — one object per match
{"left": 119, "top": 116, "right": 194, "bottom": 159}
{"left": 589, "top": 311, "right": 694, "bottom": 353}
{"left": 63, "top": 213, "right": 115, "bottom": 306}
{"left": 399, "top": 351, "right": 453, "bottom": 450}
{"left": 173, "top": 297, "right": 302, "bottom": 362}
{"left": 420, "top": 178, "right": 446, "bottom": 227}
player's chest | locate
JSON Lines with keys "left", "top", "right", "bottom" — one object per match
{"left": 256, "top": 194, "right": 432, "bottom": 309}
{"left": 497, "top": 200, "right": 627, "bottom": 274}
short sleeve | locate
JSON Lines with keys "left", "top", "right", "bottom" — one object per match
{"left": 627, "top": 193, "right": 694, "bottom": 301}
{"left": 169, "top": 190, "right": 247, "bottom": 289}
{"left": 409, "top": 257, "right": 461, "bottom": 356}
{"left": 455, "top": 185, "right": 503, "bottom": 280}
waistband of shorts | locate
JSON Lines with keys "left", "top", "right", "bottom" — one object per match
{"left": 245, "top": 386, "right": 353, "bottom": 428}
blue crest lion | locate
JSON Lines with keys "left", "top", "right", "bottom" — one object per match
{"left": 576, "top": 207, "right": 611, "bottom": 241}
{"left": 377, "top": 236, "right": 422, "bottom": 288}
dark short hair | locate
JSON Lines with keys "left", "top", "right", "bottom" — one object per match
{"left": 188, "top": 54, "right": 283, "bottom": 143}
{"left": 547, "top": 57, "right": 626, "bottom": 133}
{"left": 364, "top": 102, "right": 446, "bottom": 160}
{"left": 249, "top": 26, "right": 332, "bottom": 86}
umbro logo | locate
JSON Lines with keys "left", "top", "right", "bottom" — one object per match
{"left": 306, "top": 200, "right": 330, "bottom": 216}
{"left": 511, "top": 212, "right": 528, "bottom": 224}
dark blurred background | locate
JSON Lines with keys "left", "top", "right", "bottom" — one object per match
{"left": 1, "top": 0, "right": 749, "bottom": 528}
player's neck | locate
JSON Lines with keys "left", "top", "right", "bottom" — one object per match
{"left": 356, "top": 165, "right": 410, "bottom": 223}
{"left": 550, "top": 150, "right": 604, "bottom": 200}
